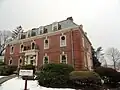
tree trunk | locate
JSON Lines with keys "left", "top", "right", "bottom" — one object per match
{"left": 113, "top": 61, "right": 116, "bottom": 70}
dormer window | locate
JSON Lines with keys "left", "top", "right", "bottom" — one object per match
{"left": 31, "top": 31, "right": 36, "bottom": 36}
{"left": 60, "top": 34, "right": 66, "bottom": 47}
{"left": 44, "top": 37, "right": 49, "bottom": 49}
{"left": 58, "top": 24, "right": 61, "bottom": 30}
{"left": 43, "top": 28, "right": 48, "bottom": 33}
{"left": 52, "top": 22, "right": 58, "bottom": 31}
{"left": 10, "top": 45, "right": 14, "bottom": 54}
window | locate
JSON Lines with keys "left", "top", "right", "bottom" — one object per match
{"left": 52, "top": 22, "right": 58, "bottom": 31}
{"left": 60, "top": 35, "right": 66, "bottom": 47}
{"left": 9, "top": 59, "right": 12, "bottom": 65}
{"left": 31, "top": 42, "right": 35, "bottom": 49}
{"left": 44, "top": 38, "right": 49, "bottom": 49}
{"left": 43, "top": 55, "right": 49, "bottom": 64}
{"left": 60, "top": 53, "right": 67, "bottom": 64}
{"left": 20, "top": 44, "right": 23, "bottom": 52}
{"left": 58, "top": 24, "right": 61, "bottom": 30}
{"left": 10, "top": 46, "right": 14, "bottom": 54}
{"left": 20, "top": 59, "right": 22, "bottom": 64}
{"left": 43, "top": 28, "right": 48, "bottom": 33}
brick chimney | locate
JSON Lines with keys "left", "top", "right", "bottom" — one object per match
{"left": 80, "top": 24, "right": 83, "bottom": 29}
{"left": 67, "top": 17, "right": 73, "bottom": 21}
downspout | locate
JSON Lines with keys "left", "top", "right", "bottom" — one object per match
{"left": 70, "top": 30, "right": 74, "bottom": 68}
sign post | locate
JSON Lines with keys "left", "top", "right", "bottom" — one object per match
{"left": 19, "top": 70, "right": 33, "bottom": 90}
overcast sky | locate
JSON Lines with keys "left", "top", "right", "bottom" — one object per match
{"left": 0, "top": 0, "right": 120, "bottom": 50}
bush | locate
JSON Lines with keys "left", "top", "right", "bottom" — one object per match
{"left": 37, "top": 63, "right": 74, "bottom": 88}
{"left": 94, "top": 67, "right": 120, "bottom": 88}
{"left": 69, "top": 71, "right": 102, "bottom": 90}
{"left": 0, "top": 65, "right": 17, "bottom": 76}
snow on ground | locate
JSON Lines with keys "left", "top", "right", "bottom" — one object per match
{"left": 0, "top": 76, "right": 5, "bottom": 79}
{"left": 0, "top": 77, "right": 74, "bottom": 90}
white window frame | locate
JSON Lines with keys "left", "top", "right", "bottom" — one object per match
{"left": 60, "top": 53, "right": 67, "bottom": 64}
{"left": 60, "top": 35, "right": 66, "bottom": 47}
{"left": 44, "top": 37, "right": 49, "bottom": 49}
{"left": 10, "top": 45, "right": 14, "bottom": 54}
{"left": 43, "top": 54, "right": 49, "bottom": 64}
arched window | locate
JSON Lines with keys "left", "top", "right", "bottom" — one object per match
{"left": 9, "top": 59, "right": 12, "bottom": 65}
{"left": 44, "top": 38, "right": 49, "bottom": 49}
{"left": 60, "top": 35, "right": 66, "bottom": 47}
{"left": 20, "top": 44, "right": 23, "bottom": 52}
{"left": 31, "top": 42, "right": 35, "bottom": 49}
{"left": 20, "top": 59, "right": 22, "bottom": 64}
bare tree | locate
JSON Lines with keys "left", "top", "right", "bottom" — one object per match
{"left": 0, "top": 30, "right": 10, "bottom": 56}
{"left": 106, "top": 47, "right": 120, "bottom": 70}
{"left": 12, "top": 26, "right": 23, "bottom": 38}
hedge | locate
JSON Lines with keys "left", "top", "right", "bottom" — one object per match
{"left": 69, "top": 71, "right": 102, "bottom": 89}
{"left": 37, "top": 63, "right": 74, "bottom": 88}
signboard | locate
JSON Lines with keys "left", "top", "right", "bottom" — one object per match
{"left": 19, "top": 70, "right": 33, "bottom": 76}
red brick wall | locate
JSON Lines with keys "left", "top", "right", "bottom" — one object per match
{"left": 5, "top": 29, "right": 91, "bottom": 70}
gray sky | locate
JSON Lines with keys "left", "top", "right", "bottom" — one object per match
{"left": 0, "top": 0, "right": 120, "bottom": 50}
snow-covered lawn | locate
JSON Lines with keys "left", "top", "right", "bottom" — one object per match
{"left": 0, "top": 77, "right": 74, "bottom": 90}
{"left": 0, "top": 76, "right": 6, "bottom": 79}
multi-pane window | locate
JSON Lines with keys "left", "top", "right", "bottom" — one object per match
{"left": 44, "top": 38, "right": 49, "bottom": 49}
{"left": 60, "top": 35, "right": 66, "bottom": 47}
{"left": 43, "top": 56, "right": 49, "bottom": 64}
{"left": 60, "top": 54, "right": 67, "bottom": 64}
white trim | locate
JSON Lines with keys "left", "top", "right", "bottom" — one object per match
{"left": 44, "top": 38, "right": 49, "bottom": 49}
{"left": 43, "top": 54, "right": 49, "bottom": 64}
{"left": 60, "top": 35, "right": 66, "bottom": 47}
{"left": 60, "top": 53, "right": 67, "bottom": 64}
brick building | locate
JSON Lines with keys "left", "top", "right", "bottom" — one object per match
{"left": 4, "top": 17, "right": 93, "bottom": 70}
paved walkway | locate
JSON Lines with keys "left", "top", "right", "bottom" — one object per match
{"left": 0, "top": 74, "right": 17, "bottom": 84}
